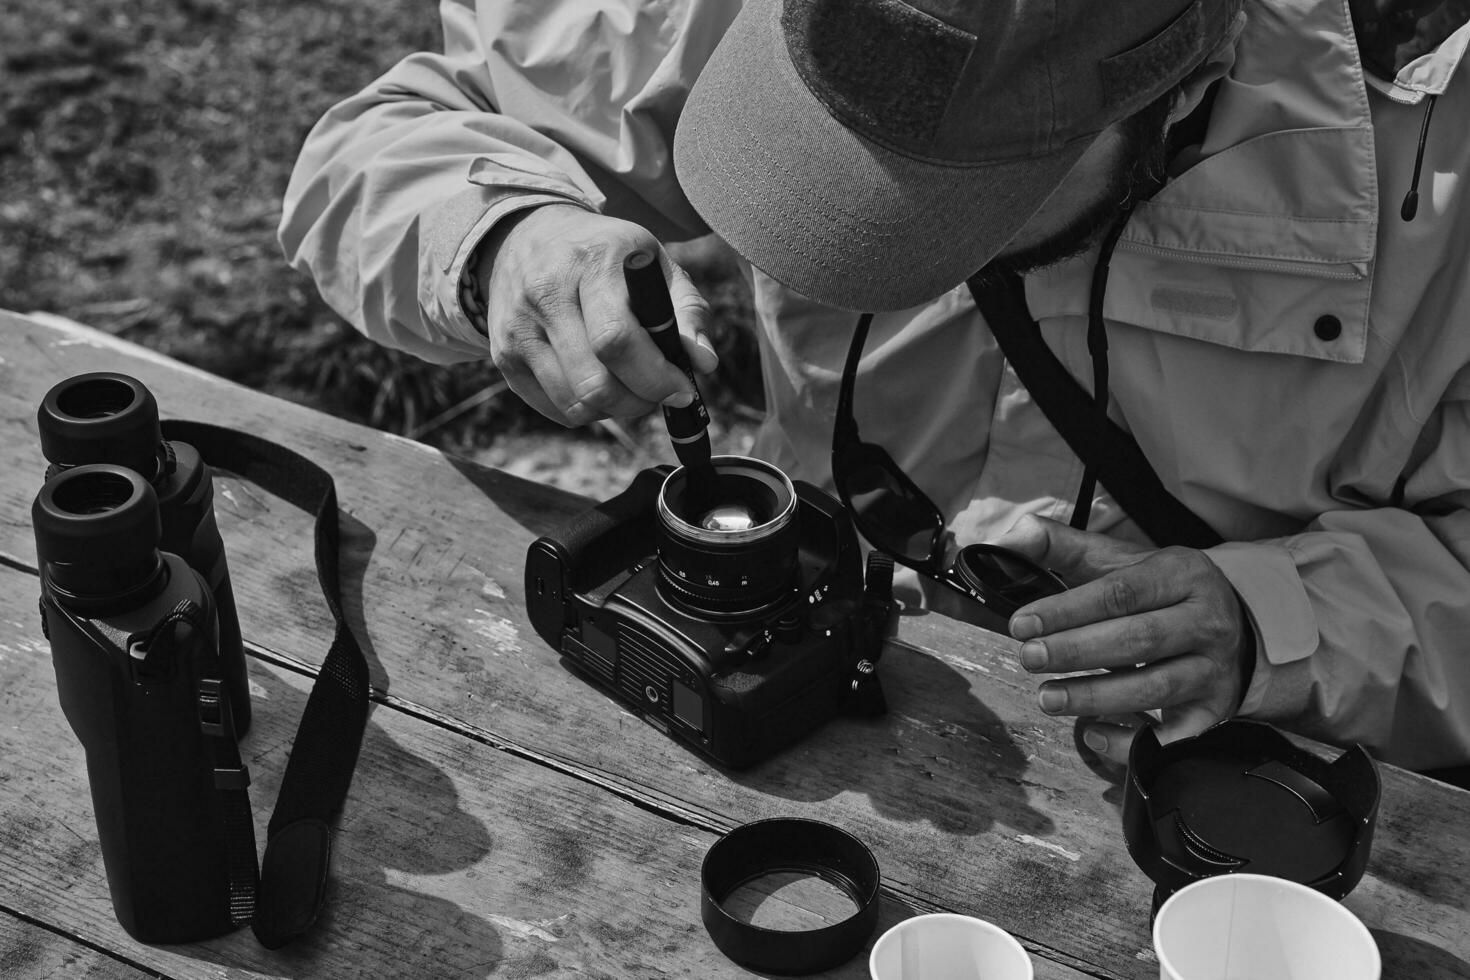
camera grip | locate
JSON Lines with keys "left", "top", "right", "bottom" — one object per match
{"left": 556, "top": 466, "right": 670, "bottom": 590}
{"left": 525, "top": 467, "right": 671, "bottom": 647}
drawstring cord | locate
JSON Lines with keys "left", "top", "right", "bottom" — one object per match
{"left": 1401, "top": 93, "right": 1437, "bottom": 222}
{"left": 1069, "top": 210, "right": 1136, "bottom": 531}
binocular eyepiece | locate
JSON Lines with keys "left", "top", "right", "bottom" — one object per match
{"left": 38, "top": 373, "right": 171, "bottom": 483}
{"left": 35, "top": 371, "right": 250, "bottom": 735}
{"left": 33, "top": 464, "right": 166, "bottom": 608}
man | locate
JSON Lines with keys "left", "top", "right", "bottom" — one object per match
{"left": 279, "top": 0, "right": 1470, "bottom": 774}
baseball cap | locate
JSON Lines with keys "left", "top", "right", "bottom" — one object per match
{"left": 673, "top": 0, "right": 1242, "bottom": 311}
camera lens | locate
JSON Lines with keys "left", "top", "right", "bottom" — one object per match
{"left": 656, "top": 456, "right": 800, "bottom": 619}
{"left": 38, "top": 373, "right": 167, "bottom": 481}
{"left": 33, "top": 464, "right": 165, "bottom": 604}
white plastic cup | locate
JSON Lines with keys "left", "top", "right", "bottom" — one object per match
{"left": 1153, "top": 874, "right": 1380, "bottom": 980}
{"left": 869, "top": 913, "right": 1033, "bottom": 980}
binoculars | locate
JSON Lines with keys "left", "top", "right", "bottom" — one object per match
{"left": 33, "top": 373, "right": 253, "bottom": 942}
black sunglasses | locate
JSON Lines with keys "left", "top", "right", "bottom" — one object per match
{"left": 831, "top": 313, "right": 1066, "bottom": 635}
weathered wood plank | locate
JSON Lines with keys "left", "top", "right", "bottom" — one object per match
{"left": 0, "top": 917, "right": 157, "bottom": 979}
{"left": 4, "top": 310, "right": 1468, "bottom": 979}
{"left": 0, "top": 560, "right": 1105, "bottom": 980}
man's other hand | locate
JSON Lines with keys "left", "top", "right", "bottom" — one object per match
{"left": 990, "top": 515, "right": 1252, "bottom": 764}
{"left": 480, "top": 204, "right": 717, "bottom": 426}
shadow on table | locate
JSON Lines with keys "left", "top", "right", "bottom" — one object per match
{"left": 335, "top": 510, "right": 392, "bottom": 696}
{"left": 178, "top": 666, "right": 512, "bottom": 978}
{"left": 730, "top": 637, "right": 1057, "bottom": 839}
{"left": 445, "top": 451, "right": 591, "bottom": 540}
{"left": 1371, "top": 929, "right": 1470, "bottom": 978}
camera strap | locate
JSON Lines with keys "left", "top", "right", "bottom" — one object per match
{"left": 966, "top": 270, "right": 1224, "bottom": 550}
{"left": 160, "top": 419, "right": 371, "bottom": 950}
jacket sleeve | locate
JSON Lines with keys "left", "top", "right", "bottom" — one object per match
{"left": 1208, "top": 393, "right": 1470, "bottom": 771}
{"left": 278, "top": 0, "right": 738, "bottom": 365}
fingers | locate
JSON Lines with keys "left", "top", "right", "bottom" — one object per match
{"left": 662, "top": 257, "right": 718, "bottom": 375}
{"left": 1077, "top": 718, "right": 1144, "bottom": 768}
{"left": 1077, "top": 709, "right": 1220, "bottom": 771}
{"left": 1017, "top": 602, "right": 1200, "bottom": 673}
{"left": 990, "top": 514, "right": 1149, "bottom": 585}
{"left": 1036, "top": 653, "right": 1223, "bottom": 719}
{"left": 483, "top": 206, "right": 713, "bottom": 426}
{"left": 1011, "top": 546, "right": 1205, "bottom": 638}
{"left": 490, "top": 317, "right": 581, "bottom": 424}
{"left": 573, "top": 259, "right": 692, "bottom": 414}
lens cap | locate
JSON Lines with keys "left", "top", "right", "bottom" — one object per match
{"left": 38, "top": 372, "right": 164, "bottom": 477}
{"left": 1123, "top": 720, "right": 1380, "bottom": 912}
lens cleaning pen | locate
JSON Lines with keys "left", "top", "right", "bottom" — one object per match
{"left": 623, "top": 255, "right": 722, "bottom": 511}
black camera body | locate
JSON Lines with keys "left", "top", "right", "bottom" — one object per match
{"left": 525, "top": 461, "right": 890, "bottom": 769}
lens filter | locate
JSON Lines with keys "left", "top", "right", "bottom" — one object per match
{"left": 953, "top": 544, "right": 1066, "bottom": 619}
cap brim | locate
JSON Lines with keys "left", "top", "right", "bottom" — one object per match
{"left": 674, "top": 0, "right": 1088, "bottom": 312}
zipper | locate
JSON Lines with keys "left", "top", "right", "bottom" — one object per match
{"left": 1117, "top": 240, "right": 1366, "bottom": 280}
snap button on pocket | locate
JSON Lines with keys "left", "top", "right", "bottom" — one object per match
{"left": 1314, "top": 315, "right": 1342, "bottom": 341}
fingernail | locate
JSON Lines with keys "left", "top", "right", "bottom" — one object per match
{"left": 1083, "top": 728, "right": 1109, "bottom": 754}
{"left": 1039, "top": 687, "right": 1067, "bottom": 713}
{"left": 1011, "top": 614, "right": 1042, "bottom": 639}
{"left": 695, "top": 333, "right": 716, "bottom": 356}
{"left": 663, "top": 391, "right": 694, "bottom": 408}
{"left": 1019, "top": 641, "right": 1047, "bottom": 672}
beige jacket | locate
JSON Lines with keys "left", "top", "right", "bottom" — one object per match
{"left": 280, "top": 0, "right": 1470, "bottom": 770}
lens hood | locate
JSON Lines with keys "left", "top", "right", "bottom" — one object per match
{"left": 701, "top": 817, "right": 881, "bottom": 975}
{"left": 1123, "top": 720, "right": 1380, "bottom": 912}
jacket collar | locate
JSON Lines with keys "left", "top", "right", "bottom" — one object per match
{"left": 1119, "top": 0, "right": 1381, "bottom": 272}
{"left": 1355, "top": 1, "right": 1470, "bottom": 104}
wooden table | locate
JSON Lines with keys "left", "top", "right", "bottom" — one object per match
{"left": 2, "top": 308, "right": 1467, "bottom": 980}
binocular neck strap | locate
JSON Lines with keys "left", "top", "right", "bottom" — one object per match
{"left": 160, "top": 419, "right": 371, "bottom": 950}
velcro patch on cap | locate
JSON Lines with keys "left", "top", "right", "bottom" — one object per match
{"left": 1099, "top": 0, "right": 1209, "bottom": 116}
{"left": 785, "top": 0, "right": 975, "bottom": 150}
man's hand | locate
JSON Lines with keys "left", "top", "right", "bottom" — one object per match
{"left": 479, "top": 204, "right": 717, "bottom": 426}
{"left": 989, "top": 515, "right": 1253, "bottom": 764}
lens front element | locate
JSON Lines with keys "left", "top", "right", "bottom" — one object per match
{"left": 656, "top": 456, "right": 800, "bottom": 619}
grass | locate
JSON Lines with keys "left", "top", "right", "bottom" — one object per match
{"left": 0, "top": 0, "right": 761, "bottom": 486}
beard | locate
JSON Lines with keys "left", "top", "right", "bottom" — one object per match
{"left": 976, "top": 91, "right": 1177, "bottom": 283}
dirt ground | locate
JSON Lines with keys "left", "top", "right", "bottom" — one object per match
{"left": 0, "top": 0, "right": 761, "bottom": 501}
